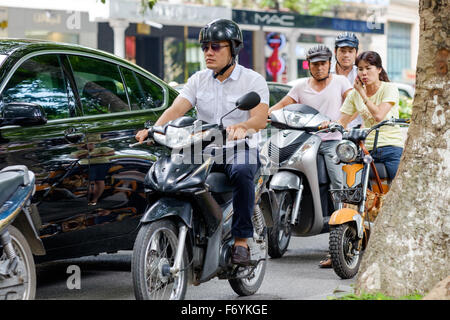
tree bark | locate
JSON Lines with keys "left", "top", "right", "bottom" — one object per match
{"left": 355, "top": 0, "right": 449, "bottom": 297}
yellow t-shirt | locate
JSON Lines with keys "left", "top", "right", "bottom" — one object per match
{"left": 340, "top": 82, "right": 404, "bottom": 150}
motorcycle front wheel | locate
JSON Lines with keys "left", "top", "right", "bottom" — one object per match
{"left": 267, "top": 191, "right": 293, "bottom": 258}
{"left": 229, "top": 209, "right": 268, "bottom": 296}
{"left": 329, "top": 223, "right": 362, "bottom": 279}
{"left": 132, "top": 219, "right": 188, "bottom": 300}
{"left": 0, "top": 226, "right": 36, "bottom": 300}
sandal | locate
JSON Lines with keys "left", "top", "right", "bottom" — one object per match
{"left": 319, "top": 255, "right": 332, "bottom": 268}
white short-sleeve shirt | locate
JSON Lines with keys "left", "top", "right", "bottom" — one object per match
{"left": 179, "top": 64, "right": 269, "bottom": 149}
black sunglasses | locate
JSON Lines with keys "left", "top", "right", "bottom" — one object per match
{"left": 201, "top": 43, "right": 230, "bottom": 52}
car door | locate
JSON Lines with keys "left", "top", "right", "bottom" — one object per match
{"left": 66, "top": 54, "right": 173, "bottom": 238}
{"left": 0, "top": 53, "right": 91, "bottom": 242}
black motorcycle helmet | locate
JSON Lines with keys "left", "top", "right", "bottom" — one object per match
{"left": 306, "top": 45, "right": 332, "bottom": 81}
{"left": 199, "top": 19, "right": 243, "bottom": 78}
{"left": 335, "top": 32, "right": 359, "bottom": 50}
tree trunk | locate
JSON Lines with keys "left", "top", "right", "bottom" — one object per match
{"left": 355, "top": 0, "right": 449, "bottom": 297}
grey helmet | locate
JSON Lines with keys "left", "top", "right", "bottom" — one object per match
{"left": 306, "top": 45, "right": 333, "bottom": 63}
{"left": 199, "top": 19, "right": 244, "bottom": 58}
{"left": 335, "top": 32, "right": 359, "bottom": 50}
{"left": 306, "top": 45, "right": 332, "bottom": 81}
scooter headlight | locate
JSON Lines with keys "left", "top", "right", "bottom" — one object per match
{"left": 154, "top": 126, "right": 209, "bottom": 149}
{"left": 335, "top": 140, "right": 358, "bottom": 163}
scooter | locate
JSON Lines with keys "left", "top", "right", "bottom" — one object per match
{"left": 265, "top": 104, "right": 336, "bottom": 258}
{"left": 0, "top": 165, "right": 45, "bottom": 300}
{"left": 129, "top": 92, "right": 275, "bottom": 300}
{"left": 328, "top": 118, "right": 409, "bottom": 279}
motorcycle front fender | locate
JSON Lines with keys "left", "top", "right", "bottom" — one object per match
{"left": 269, "top": 171, "right": 302, "bottom": 190}
{"left": 329, "top": 208, "right": 363, "bottom": 239}
{"left": 141, "top": 197, "right": 193, "bottom": 228}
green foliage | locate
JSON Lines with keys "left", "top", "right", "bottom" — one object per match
{"left": 258, "top": 0, "right": 341, "bottom": 15}
{"left": 399, "top": 96, "right": 413, "bottom": 119}
{"left": 100, "top": 0, "right": 158, "bottom": 11}
{"left": 330, "top": 291, "right": 423, "bottom": 300}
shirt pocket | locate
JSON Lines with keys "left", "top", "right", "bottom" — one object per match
{"left": 196, "top": 91, "right": 215, "bottom": 122}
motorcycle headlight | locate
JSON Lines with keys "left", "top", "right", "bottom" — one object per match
{"left": 284, "top": 111, "right": 314, "bottom": 128}
{"left": 335, "top": 140, "right": 358, "bottom": 163}
{"left": 154, "top": 125, "right": 209, "bottom": 149}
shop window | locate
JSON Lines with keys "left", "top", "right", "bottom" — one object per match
{"left": 121, "top": 67, "right": 164, "bottom": 111}
{"left": 68, "top": 55, "right": 130, "bottom": 115}
{"left": 186, "top": 39, "right": 205, "bottom": 79}
{"left": 1, "top": 54, "right": 73, "bottom": 120}
{"left": 164, "top": 37, "right": 185, "bottom": 84}
{"left": 387, "top": 22, "right": 411, "bottom": 82}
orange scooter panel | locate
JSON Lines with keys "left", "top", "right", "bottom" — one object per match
{"left": 342, "top": 164, "right": 364, "bottom": 188}
{"left": 329, "top": 208, "right": 359, "bottom": 225}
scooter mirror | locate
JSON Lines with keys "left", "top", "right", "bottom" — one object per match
{"left": 236, "top": 91, "right": 261, "bottom": 111}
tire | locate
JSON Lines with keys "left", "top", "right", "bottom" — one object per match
{"left": 229, "top": 208, "right": 267, "bottom": 296}
{"left": 329, "top": 223, "right": 362, "bottom": 279}
{"left": 267, "top": 191, "right": 293, "bottom": 258}
{"left": 0, "top": 226, "right": 36, "bottom": 300}
{"left": 132, "top": 219, "right": 188, "bottom": 300}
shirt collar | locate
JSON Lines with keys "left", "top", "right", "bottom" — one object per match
{"left": 211, "top": 63, "right": 241, "bottom": 82}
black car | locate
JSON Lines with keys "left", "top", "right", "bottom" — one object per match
{"left": 0, "top": 39, "right": 178, "bottom": 262}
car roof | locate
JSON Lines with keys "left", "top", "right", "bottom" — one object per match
{"left": 0, "top": 38, "right": 140, "bottom": 71}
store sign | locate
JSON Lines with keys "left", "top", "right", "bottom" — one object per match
{"left": 108, "top": 1, "right": 231, "bottom": 26}
{"left": 233, "top": 9, "right": 385, "bottom": 34}
{"left": 255, "top": 13, "right": 295, "bottom": 27}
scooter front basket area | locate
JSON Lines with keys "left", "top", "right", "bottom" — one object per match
{"left": 330, "top": 187, "right": 363, "bottom": 205}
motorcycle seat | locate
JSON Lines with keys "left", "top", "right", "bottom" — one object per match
{"left": 0, "top": 171, "right": 25, "bottom": 208}
{"left": 370, "top": 163, "right": 389, "bottom": 180}
{"left": 205, "top": 172, "right": 234, "bottom": 194}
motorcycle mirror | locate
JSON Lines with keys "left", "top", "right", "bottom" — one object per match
{"left": 236, "top": 91, "right": 261, "bottom": 111}
{"left": 219, "top": 92, "right": 261, "bottom": 129}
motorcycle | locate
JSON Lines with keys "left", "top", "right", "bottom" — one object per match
{"left": 129, "top": 92, "right": 275, "bottom": 300}
{"left": 0, "top": 165, "right": 45, "bottom": 300}
{"left": 327, "top": 118, "right": 409, "bottom": 279}
{"left": 264, "top": 104, "right": 337, "bottom": 258}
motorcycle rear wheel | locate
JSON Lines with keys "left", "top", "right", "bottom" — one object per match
{"left": 132, "top": 219, "right": 188, "bottom": 300}
{"left": 0, "top": 226, "right": 36, "bottom": 300}
{"left": 329, "top": 223, "right": 362, "bottom": 279}
{"left": 267, "top": 191, "right": 293, "bottom": 258}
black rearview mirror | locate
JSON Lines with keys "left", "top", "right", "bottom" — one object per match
{"left": 235, "top": 91, "right": 261, "bottom": 111}
{"left": 219, "top": 92, "right": 261, "bottom": 129}
{"left": 0, "top": 102, "right": 47, "bottom": 127}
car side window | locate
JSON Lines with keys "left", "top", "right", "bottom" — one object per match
{"left": 398, "top": 88, "right": 410, "bottom": 99}
{"left": 120, "top": 67, "right": 164, "bottom": 110}
{"left": 68, "top": 55, "right": 130, "bottom": 115}
{"left": 270, "top": 85, "right": 290, "bottom": 106}
{"left": 1, "top": 54, "right": 73, "bottom": 120}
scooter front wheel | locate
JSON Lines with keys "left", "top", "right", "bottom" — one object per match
{"left": 267, "top": 191, "right": 293, "bottom": 258}
{"left": 329, "top": 223, "right": 362, "bottom": 279}
{"left": 0, "top": 226, "right": 36, "bottom": 300}
{"left": 132, "top": 219, "right": 188, "bottom": 300}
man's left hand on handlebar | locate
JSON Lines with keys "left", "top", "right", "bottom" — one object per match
{"left": 135, "top": 129, "right": 154, "bottom": 145}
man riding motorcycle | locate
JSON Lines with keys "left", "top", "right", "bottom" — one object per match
{"left": 135, "top": 18, "right": 269, "bottom": 266}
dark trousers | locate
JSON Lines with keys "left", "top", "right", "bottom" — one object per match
{"left": 370, "top": 146, "right": 404, "bottom": 180}
{"left": 213, "top": 146, "right": 260, "bottom": 239}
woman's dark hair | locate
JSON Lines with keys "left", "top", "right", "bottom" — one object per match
{"left": 356, "top": 51, "right": 390, "bottom": 82}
